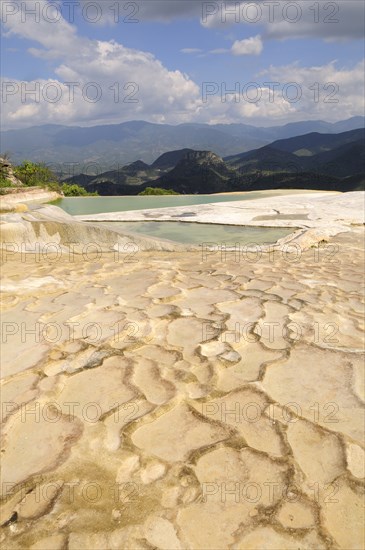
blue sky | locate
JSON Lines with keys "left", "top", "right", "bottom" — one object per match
{"left": 1, "top": 1, "right": 364, "bottom": 128}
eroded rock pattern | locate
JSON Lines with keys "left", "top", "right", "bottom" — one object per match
{"left": 0, "top": 228, "right": 364, "bottom": 549}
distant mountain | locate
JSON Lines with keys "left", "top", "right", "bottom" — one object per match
{"left": 64, "top": 157, "right": 160, "bottom": 195}
{"left": 123, "top": 160, "right": 151, "bottom": 172}
{"left": 64, "top": 149, "right": 193, "bottom": 195}
{"left": 1, "top": 121, "right": 264, "bottom": 170}
{"left": 226, "top": 128, "right": 365, "bottom": 175}
{"left": 185, "top": 116, "right": 365, "bottom": 142}
{"left": 225, "top": 128, "right": 365, "bottom": 192}
{"left": 1, "top": 117, "right": 363, "bottom": 172}
{"left": 314, "top": 140, "right": 365, "bottom": 178}
{"left": 151, "top": 148, "right": 195, "bottom": 171}
{"left": 226, "top": 146, "right": 302, "bottom": 174}
{"left": 67, "top": 128, "right": 364, "bottom": 195}
{"left": 152, "top": 151, "right": 237, "bottom": 194}
{"left": 266, "top": 128, "right": 364, "bottom": 156}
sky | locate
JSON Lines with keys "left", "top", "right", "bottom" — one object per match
{"left": 1, "top": 0, "right": 364, "bottom": 129}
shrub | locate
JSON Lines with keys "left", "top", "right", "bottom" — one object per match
{"left": 59, "top": 183, "right": 98, "bottom": 196}
{"left": 46, "top": 181, "right": 62, "bottom": 192}
{"left": 14, "top": 161, "right": 57, "bottom": 187}
{"left": 0, "top": 159, "right": 13, "bottom": 187}
{"left": 61, "top": 183, "right": 88, "bottom": 196}
{"left": 139, "top": 187, "right": 179, "bottom": 195}
{"left": 0, "top": 177, "right": 13, "bottom": 188}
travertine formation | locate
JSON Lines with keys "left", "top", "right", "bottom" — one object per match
{"left": 0, "top": 189, "right": 61, "bottom": 212}
{"left": 0, "top": 217, "right": 364, "bottom": 548}
{"left": 76, "top": 191, "right": 364, "bottom": 237}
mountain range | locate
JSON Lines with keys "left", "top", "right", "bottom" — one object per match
{"left": 65, "top": 127, "right": 365, "bottom": 195}
{"left": 1, "top": 116, "right": 364, "bottom": 172}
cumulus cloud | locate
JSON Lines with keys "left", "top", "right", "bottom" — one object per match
{"left": 232, "top": 35, "right": 263, "bottom": 55}
{"left": 1, "top": 1, "right": 201, "bottom": 127}
{"left": 196, "top": 60, "right": 365, "bottom": 125}
{"left": 208, "top": 36, "right": 263, "bottom": 56}
{"left": 1, "top": 1, "right": 364, "bottom": 128}
{"left": 257, "top": 60, "right": 365, "bottom": 121}
{"left": 2, "top": 59, "right": 364, "bottom": 128}
{"left": 198, "top": 86, "right": 296, "bottom": 125}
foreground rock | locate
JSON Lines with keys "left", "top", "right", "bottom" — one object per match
{"left": 0, "top": 188, "right": 61, "bottom": 212}
{"left": 0, "top": 218, "right": 364, "bottom": 549}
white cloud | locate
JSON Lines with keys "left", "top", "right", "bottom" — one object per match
{"left": 195, "top": 60, "right": 365, "bottom": 125}
{"left": 2, "top": 56, "right": 364, "bottom": 129}
{"left": 209, "top": 48, "right": 229, "bottom": 55}
{"left": 1, "top": 1, "right": 201, "bottom": 127}
{"left": 1, "top": 1, "right": 364, "bottom": 128}
{"left": 180, "top": 48, "right": 203, "bottom": 54}
{"left": 7, "top": 103, "right": 40, "bottom": 121}
{"left": 3, "top": 1, "right": 80, "bottom": 52}
{"left": 258, "top": 60, "right": 365, "bottom": 122}
{"left": 198, "top": 88, "right": 296, "bottom": 125}
{"left": 232, "top": 35, "right": 263, "bottom": 56}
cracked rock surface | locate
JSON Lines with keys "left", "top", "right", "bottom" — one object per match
{"left": 0, "top": 227, "right": 364, "bottom": 549}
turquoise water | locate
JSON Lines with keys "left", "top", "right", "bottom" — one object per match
{"left": 53, "top": 190, "right": 314, "bottom": 215}
{"left": 108, "top": 221, "right": 293, "bottom": 245}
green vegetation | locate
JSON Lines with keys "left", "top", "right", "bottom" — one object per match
{"left": 0, "top": 157, "right": 12, "bottom": 187}
{"left": 138, "top": 187, "right": 179, "bottom": 196}
{"left": 13, "top": 161, "right": 57, "bottom": 187}
{"left": 1, "top": 160, "right": 98, "bottom": 196}
{"left": 60, "top": 183, "right": 97, "bottom": 196}
{"left": 0, "top": 177, "right": 12, "bottom": 188}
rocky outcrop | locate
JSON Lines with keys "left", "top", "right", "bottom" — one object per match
{"left": 0, "top": 157, "right": 23, "bottom": 187}
{"left": 153, "top": 150, "right": 236, "bottom": 194}
{"left": 183, "top": 150, "right": 224, "bottom": 164}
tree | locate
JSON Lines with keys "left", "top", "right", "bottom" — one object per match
{"left": 14, "top": 161, "right": 57, "bottom": 187}
{"left": 60, "top": 183, "right": 98, "bottom": 196}
{"left": 61, "top": 184, "right": 88, "bottom": 196}
{"left": 138, "top": 187, "right": 179, "bottom": 195}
